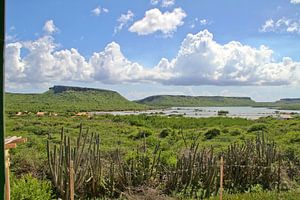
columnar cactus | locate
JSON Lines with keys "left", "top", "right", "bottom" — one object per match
{"left": 47, "top": 124, "right": 101, "bottom": 199}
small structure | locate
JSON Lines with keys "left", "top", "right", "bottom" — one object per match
{"left": 5, "top": 136, "right": 27, "bottom": 200}
{"left": 16, "top": 112, "right": 22, "bottom": 116}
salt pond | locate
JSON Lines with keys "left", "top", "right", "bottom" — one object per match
{"left": 90, "top": 107, "right": 300, "bottom": 119}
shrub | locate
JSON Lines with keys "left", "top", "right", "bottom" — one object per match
{"left": 133, "top": 129, "right": 153, "bottom": 140}
{"left": 230, "top": 128, "right": 242, "bottom": 136}
{"left": 11, "top": 174, "right": 53, "bottom": 200}
{"left": 222, "top": 128, "right": 229, "bottom": 134}
{"left": 159, "top": 128, "right": 172, "bottom": 138}
{"left": 204, "top": 128, "right": 221, "bottom": 140}
{"left": 248, "top": 123, "right": 267, "bottom": 132}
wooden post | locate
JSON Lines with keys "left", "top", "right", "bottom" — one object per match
{"left": 277, "top": 154, "right": 281, "bottom": 193}
{"left": 4, "top": 136, "right": 27, "bottom": 200}
{"left": 220, "top": 156, "right": 224, "bottom": 200}
{"left": 69, "top": 160, "right": 74, "bottom": 200}
{"left": 5, "top": 150, "right": 10, "bottom": 200}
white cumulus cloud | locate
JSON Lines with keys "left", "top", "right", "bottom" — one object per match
{"left": 155, "top": 30, "right": 300, "bottom": 86}
{"left": 129, "top": 8, "right": 186, "bottom": 36}
{"left": 43, "top": 20, "right": 58, "bottom": 34}
{"left": 5, "top": 24, "right": 300, "bottom": 89}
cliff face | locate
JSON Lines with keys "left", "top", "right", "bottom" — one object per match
{"left": 49, "top": 85, "right": 115, "bottom": 94}
{"left": 277, "top": 98, "right": 300, "bottom": 103}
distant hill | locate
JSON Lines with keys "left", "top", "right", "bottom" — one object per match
{"left": 271, "top": 98, "right": 300, "bottom": 110}
{"left": 276, "top": 98, "right": 300, "bottom": 104}
{"left": 5, "top": 86, "right": 300, "bottom": 113}
{"left": 5, "top": 85, "right": 148, "bottom": 113}
{"left": 136, "top": 95, "right": 256, "bottom": 107}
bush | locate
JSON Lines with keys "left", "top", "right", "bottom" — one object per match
{"left": 248, "top": 123, "right": 267, "bottom": 132}
{"left": 204, "top": 128, "right": 221, "bottom": 140}
{"left": 11, "top": 174, "right": 53, "bottom": 200}
{"left": 133, "top": 129, "right": 153, "bottom": 140}
{"left": 159, "top": 128, "right": 172, "bottom": 138}
{"left": 230, "top": 128, "right": 242, "bottom": 136}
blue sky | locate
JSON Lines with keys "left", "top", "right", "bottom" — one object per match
{"left": 5, "top": 0, "right": 300, "bottom": 101}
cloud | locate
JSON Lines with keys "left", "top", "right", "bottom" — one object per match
{"left": 114, "top": 10, "right": 134, "bottom": 33}
{"left": 103, "top": 8, "right": 109, "bottom": 13}
{"left": 129, "top": 8, "right": 186, "bottom": 36}
{"left": 260, "top": 17, "right": 300, "bottom": 34}
{"left": 5, "top": 36, "right": 93, "bottom": 86}
{"left": 190, "top": 18, "right": 211, "bottom": 28}
{"left": 161, "top": 0, "right": 175, "bottom": 7}
{"left": 150, "top": 0, "right": 175, "bottom": 7}
{"left": 5, "top": 26, "right": 300, "bottom": 89}
{"left": 291, "top": 0, "right": 300, "bottom": 4}
{"left": 91, "top": 6, "right": 109, "bottom": 16}
{"left": 155, "top": 30, "right": 300, "bottom": 86}
{"left": 43, "top": 20, "right": 58, "bottom": 34}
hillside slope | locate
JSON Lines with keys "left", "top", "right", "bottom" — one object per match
{"left": 136, "top": 95, "right": 256, "bottom": 107}
{"left": 6, "top": 85, "right": 148, "bottom": 113}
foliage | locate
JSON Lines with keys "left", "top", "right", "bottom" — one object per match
{"left": 208, "top": 190, "right": 300, "bottom": 200}
{"left": 248, "top": 123, "right": 267, "bottom": 132}
{"left": 204, "top": 128, "right": 221, "bottom": 139}
{"left": 11, "top": 174, "right": 53, "bottom": 200}
{"left": 159, "top": 128, "right": 172, "bottom": 138}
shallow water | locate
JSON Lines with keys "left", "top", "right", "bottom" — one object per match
{"left": 90, "top": 107, "right": 300, "bottom": 119}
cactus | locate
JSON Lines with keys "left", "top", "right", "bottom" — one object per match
{"left": 164, "top": 139, "right": 218, "bottom": 199}
{"left": 46, "top": 126, "right": 283, "bottom": 199}
{"left": 47, "top": 124, "right": 101, "bottom": 199}
{"left": 223, "top": 132, "right": 279, "bottom": 192}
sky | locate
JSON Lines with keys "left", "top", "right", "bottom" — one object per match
{"left": 5, "top": 0, "right": 300, "bottom": 101}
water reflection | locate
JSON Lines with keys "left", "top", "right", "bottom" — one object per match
{"left": 90, "top": 107, "right": 300, "bottom": 119}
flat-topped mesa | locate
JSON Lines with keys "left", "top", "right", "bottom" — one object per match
{"left": 136, "top": 95, "right": 255, "bottom": 107}
{"left": 139, "top": 95, "right": 253, "bottom": 101}
{"left": 49, "top": 85, "right": 116, "bottom": 94}
{"left": 277, "top": 98, "right": 300, "bottom": 103}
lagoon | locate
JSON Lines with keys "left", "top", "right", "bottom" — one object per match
{"left": 90, "top": 106, "right": 300, "bottom": 119}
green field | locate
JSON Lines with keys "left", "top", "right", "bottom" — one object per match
{"left": 5, "top": 86, "right": 300, "bottom": 199}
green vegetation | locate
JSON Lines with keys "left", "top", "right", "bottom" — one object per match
{"left": 136, "top": 95, "right": 300, "bottom": 110}
{"left": 11, "top": 174, "right": 53, "bottom": 200}
{"left": 136, "top": 95, "right": 256, "bottom": 107}
{"left": 4, "top": 86, "right": 300, "bottom": 199}
{"left": 5, "top": 85, "right": 148, "bottom": 113}
{"left": 5, "top": 112, "right": 300, "bottom": 199}
{"left": 208, "top": 190, "right": 300, "bottom": 200}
